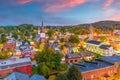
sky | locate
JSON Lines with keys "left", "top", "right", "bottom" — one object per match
{"left": 0, "top": 0, "right": 120, "bottom": 26}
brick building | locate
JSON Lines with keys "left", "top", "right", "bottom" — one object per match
{"left": 74, "top": 56, "right": 120, "bottom": 80}
{"left": 65, "top": 53, "right": 82, "bottom": 64}
{"left": 3, "top": 40, "right": 16, "bottom": 51}
{"left": 0, "top": 57, "right": 32, "bottom": 78}
{"left": 76, "top": 59, "right": 115, "bottom": 80}
{"left": 65, "top": 51, "right": 93, "bottom": 64}
{"left": 102, "top": 56, "right": 120, "bottom": 73}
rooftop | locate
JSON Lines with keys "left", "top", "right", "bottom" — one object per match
{"left": 99, "top": 44, "right": 111, "bottom": 50}
{"left": 102, "top": 56, "right": 120, "bottom": 63}
{"left": 0, "top": 58, "right": 31, "bottom": 70}
{"left": 79, "top": 51, "right": 93, "bottom": 57}
{"left": 30, "top": 74, "right": 46, "bottom": 80}
{"left": 75, "top": 59, "right": 113, "bottom": 72}
{"left": 87, "top": 40, "right": 102, "bottom": 45}
{"left": 34, "top": 34, "right": 40, "bottom": 41}
{"left": 4, "top": 72, "right": 30, "bottom": 80}
{"left": 65, "top": 53, "right": 81, "bottom": 58}
{"left": 4, "top": 72, "right": 46, "bottom": 80}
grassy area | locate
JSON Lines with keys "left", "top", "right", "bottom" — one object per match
{"left": 93, "top": 53, "right": 104, "bottom": 59}
{"left": 48, "top": 75, "right": 56, "bottom": 80}
{"left": 0, "top": 43, "right": 3, "bottom": 47}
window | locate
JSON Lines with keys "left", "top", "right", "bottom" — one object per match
{"left": 70, "top": 60, "right": 73, "bottom": 63}
{"left": 91, "top": 75, "right": 94, "bottom": 79}
{"left": 75, "top": 60, "right": 77, "bottom": 62}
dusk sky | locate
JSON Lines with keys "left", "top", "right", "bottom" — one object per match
{"left": 0, "top": 0, "right": 120, "bottom": 26}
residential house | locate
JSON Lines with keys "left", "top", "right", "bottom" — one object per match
{"left": 30, "top": 74, "right": 46, "bottom": 80}
{"left": 65, "top": 53, "right": 82, "bottom": 64}
{"left": 3, "top": 72, "right": 46, "bottom": 80}
{"left": 79, "top": 51, "right": 93, "bottom": 61}
{"left": 3, "top": 40, "right": 16, "bottom": 51}
{"left": 21, "top": 49, "right": 36, "bottom": 59}
{"left": 3, "top": 72, "right": 30, "bottom": 80}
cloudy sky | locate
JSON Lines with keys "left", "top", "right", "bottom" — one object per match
{"left": 0, "top": 0, "right": 120, "bottom": 26}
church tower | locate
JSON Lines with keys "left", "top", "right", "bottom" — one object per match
{"left": 89, "top": 23, "right": 93, "bottom": 40}
{"left": 34, "top": 20, "right": 46, "bottom": 47}
{"left": 39, "top": 20, "right": 46, "bottom": 43}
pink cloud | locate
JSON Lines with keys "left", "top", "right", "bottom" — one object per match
{"left": 103, "top": 0, "right": 114, "bottom": 8}
{"left": 102, "top": 0, "right": 120, "bottom": 8}
{"left": 109, "top": 12, "right": 120, "bottom": 21}
{"left": 16, "top": 0, "right": 43, "bottom": 4}
{"left": 45, "top": 0, "right": 87, "bottom": 13}
{"left": 10, "top": 0, "right": 97, "bottom": 13}
{"left": 16, "top": 0, "right": 33, "bottom": 4}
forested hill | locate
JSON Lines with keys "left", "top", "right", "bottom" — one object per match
{"left": 80, "top": 21, "right": 120, "bottom": 30}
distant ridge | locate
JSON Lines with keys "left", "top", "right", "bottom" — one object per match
{"left": 79, "top": 20, "right": 120, "bottom": 29}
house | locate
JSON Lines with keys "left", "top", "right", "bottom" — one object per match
{"left": 86, "top": 40, "right": 114, "bottom": 56}
{"left": 3, "top": 40, "right": 16, "bottom": 51}
{"left": 3, "top": 72, "right": 46, "bottom": 80}
{"left": 0, "top": 57, "right": 32, "bottom": 78}
{"left": 65, "top": 53, "right": 82, "bottom": 64}
{"left": 16, "top": 40, "right": 22, "bottom": 47}
{"left": 49, "top": 38, "right": 56, "bottom": 43}
{"left": 75, "top": 59, "right": 115, "bottom": 80}
{"left": 114, "top": 30, "right": 120, "bottom": 36}
{"left": 99, "top": 44, "right": 114, "bottom": 56}
{"left": 79, "top": 51, "right": 93, "bottom": 61}
{"left": 15, "top": 47, "right": 21, "bottom": 55}
{"left": 3, "top": 72, "right": 30, "bottom": 80}
{"left": 19, "top": 41, "right": 30, "bottom": 50}
{"left": 48, "top": 42, "right": 60, "bottom": 52}
{"left": 21, "top": 49, "right": 36, "bottom": 59}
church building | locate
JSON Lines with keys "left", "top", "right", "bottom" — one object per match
{"left": 34, "top": 21, "right": 47, "bottom": 47}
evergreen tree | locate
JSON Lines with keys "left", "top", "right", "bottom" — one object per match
{"left": 55, "top": 73, "right": 68, "bottom": 80}
{"left": 67, "top": 65, "right": 82, "bottom": 80}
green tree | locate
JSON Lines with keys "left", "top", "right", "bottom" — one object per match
{"left": 1, "top": 34, "right": 7, "bottom": 43}
{"left": 35, "top": 47, "right": 64, "bottom": 77}
{"left": 84, "top": 37, "right": 89, "bottom": 42}
{"left": 69, "top": 35, "right": 80, "bottom": 46}
{"left": 59, "top": 64, "right": 68, "bottom": 71}
{"left": 0, "top": 50, "right": 11, "bottom": 59}
{"left": 60, "top": 38, "right": 65, "bottom": 43}
{"left": 67, "top": 65, "right": 82, "bottom": 80}
{"left": 12, "top": 34, "right": 18, "bottom": 39}
{"left": 38, "top": 63, "right": 51, "bottom": 76}
{"left": 99, "top": 36, "right": 107, "bottom": 42}
{"left": 47, "top": 29, "right": 55, "bottom": 37}
{"left": 55, "top": 73, "right": 68, "bottom": 80}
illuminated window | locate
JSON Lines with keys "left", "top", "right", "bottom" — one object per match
{"left": 91, "top": 75, "right": 94, "bottom": 79}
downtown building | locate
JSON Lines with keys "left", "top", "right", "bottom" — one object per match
{"left": 86, "top": 40, "right": 114, "bottom": 56}
{"left": 0, "top": 57, "right": 32, "bottom": 78}
{"left": 75, "top": 56, "right": 120, "bottom": 80}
